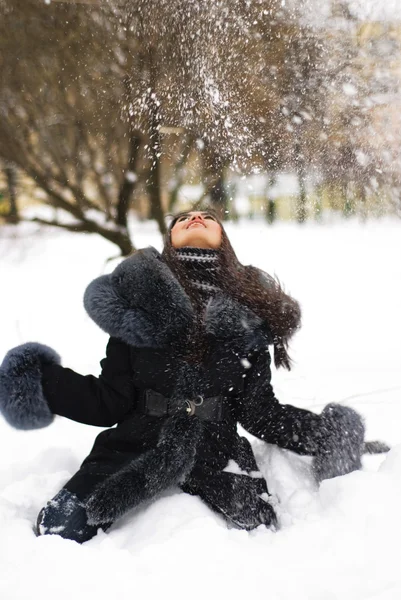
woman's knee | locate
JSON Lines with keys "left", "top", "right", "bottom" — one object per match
{"left": 35, "top": 488, "right": 102, "bottom": 544}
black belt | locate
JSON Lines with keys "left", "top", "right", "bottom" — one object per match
{"left": 140, "top": 389, "right": 225, "bottom": 422}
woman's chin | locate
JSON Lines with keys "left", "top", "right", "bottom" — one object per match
{"left": 178, "top": 235, "right": 216, "bottom": 249}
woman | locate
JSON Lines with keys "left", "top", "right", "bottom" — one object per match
{"left": 0, "top": 209, "right": 380, "bottom": 543}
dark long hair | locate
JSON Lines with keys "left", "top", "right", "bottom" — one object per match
{"left": 162, "top": 209, "right": 301, "bottom": 370}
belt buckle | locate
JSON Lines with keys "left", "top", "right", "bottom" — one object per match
{"left": 185, "top": 395, "right": 204, "bottom": 416}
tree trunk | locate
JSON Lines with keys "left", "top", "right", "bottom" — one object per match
{"left": 100, "top": 227, "right": 134, "bottom": 256}
{"left": 117, "top": 130, "right": 141, "bottom": 229}
{"left": 315, "top": 185, "right": 323, "bottom": 221}
{"left": 168, "top": 133, "right": 194, "bottom": 213}
{"left": 265, "top": 173, "right": 276, "bottom": 224}
{"left": 265, "top": 199, "right": 275, "bottom": 224}
{"left": 209, "top": 174, "right": 228, "bottom": 219}
{"left": 358, "top": 183, "right": 367, "bottom": 222}
{"left": 295, "top": 142, "right": 307, "bottom": 223}
{"left": 342, "top": 181, "right": 353, "bottom": 217}
{"left": 4, "top": 165, "right": 19, "bottom": 224}
{"left": 146, "top": 49, "right": 166, "bottom": 236}
{"left": 148, "top": 149, "right": 166, "bottom": 234}
{"left": 147, "top": 119, "right": 166, "bottom": 235}
{"left": 201, "top": 143, "right": 228, "bottom": 219}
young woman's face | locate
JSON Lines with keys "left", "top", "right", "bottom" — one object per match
{"left": 170, "top": 211, "right": 222, "bottom": 249}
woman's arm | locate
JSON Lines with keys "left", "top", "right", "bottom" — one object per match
{"left": 236, "top": 349, "right": 322, "bottom": 455}
{"left": 237, "top": 379, "right": 322, "bottom": 456}
{"left": 43, "top": 337, "right": 135, "bottom": 427}
{"left": 236, "top": 350, "right": 368, "bottom": 482}
{"left": 0, "top": 337, "right": 135, "bottom": 429}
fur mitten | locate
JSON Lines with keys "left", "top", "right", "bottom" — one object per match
{"left": 0, "top": 342, "right": 60, "bottom": 429}
{"left": 312, "top": 403, "right": 365, "bottom": 483}
{"left": 86, "top": 413, "right": 203, "bottom": 525}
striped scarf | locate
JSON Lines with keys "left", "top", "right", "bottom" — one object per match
{"left": 175, "top": 247, "right": 221, "bottom": 309}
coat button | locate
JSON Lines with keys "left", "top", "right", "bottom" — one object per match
{"left": 185, "top": 400, "right": 195, "bottom": 416}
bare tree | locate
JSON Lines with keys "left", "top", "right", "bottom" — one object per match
{"left": 0, "top": 0, "right": 142, "bottom": 253}
{"left": 2, "top": 0, "right": 395, "bottom": 246}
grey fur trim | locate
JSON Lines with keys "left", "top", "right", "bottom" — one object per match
{"left": 84, "top": 246, "right": 270, "bottom": 350}
{"left": 313, "top": 403, "right": 365, "bottom": 483}
{"left": 84, "top": 247, "right": 194, "bottom": 348}
{"left": 86, "top": 414, "right": 203, "bottom": 525}
{"left": 0, "top": 342, "right": 60, "bottom": 430}
{"left": 204, "top": 294, "right": 273, "bottom": 347}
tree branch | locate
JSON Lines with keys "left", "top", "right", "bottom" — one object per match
{"left": 29, "top": 216, "right": 134, "bottom": 256}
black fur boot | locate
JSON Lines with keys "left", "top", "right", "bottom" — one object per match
{"left": 36, "top": 488, "right": 109, "bottom": 543}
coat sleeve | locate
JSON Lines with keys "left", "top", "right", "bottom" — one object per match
{"left": 237, "top": 385, "right": 322, "bottom": 455}
{"left": 42, "top": 337, "right": 135, "bottom": 427}
{"left": 236, "top": 352, "right": 322, "bottom": 456}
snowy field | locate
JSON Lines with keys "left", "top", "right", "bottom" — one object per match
{"left": 0, "top": 215, "right": 401, "bottom": 600}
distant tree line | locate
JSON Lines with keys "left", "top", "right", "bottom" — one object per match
{"left": 0, "top": 0, "right": 399, "bottom": 253}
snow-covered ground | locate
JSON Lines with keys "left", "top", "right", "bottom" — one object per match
{"left": 0, "top": 215, "right": 400, "bottom": 600}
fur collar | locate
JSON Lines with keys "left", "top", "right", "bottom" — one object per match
{"left": 83, "top": 246, "right": 272, "bottom": 351}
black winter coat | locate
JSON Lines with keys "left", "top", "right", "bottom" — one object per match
{"left": 41, "top": 247, "right": 322, "bottom": 528}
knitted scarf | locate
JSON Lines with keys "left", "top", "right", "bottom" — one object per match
{"left": 175, "top": 247, "right": 221, "bottom": 310}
